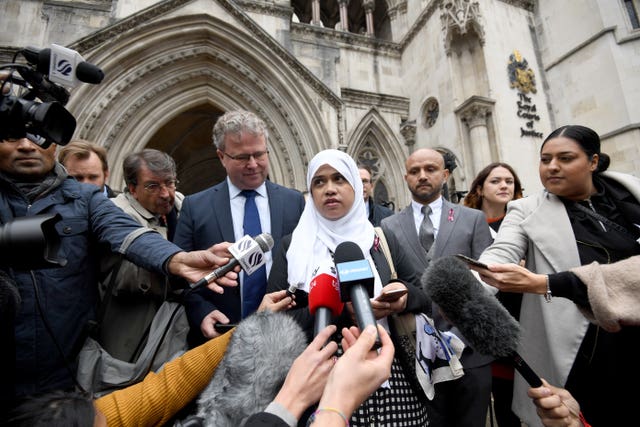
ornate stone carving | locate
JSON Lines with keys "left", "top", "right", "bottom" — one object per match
{"left": 421, "top": 97, "right": 439, "bottom": 128}
{"left": 235, "top": 0, "right": 293, "bottom": 18}
{"left": 454, "top": 95, "right": 495, "bottom": 129}
{"left": 440, "top": 0, "right": 485, "bottom": 55}
{"left": 400, "top": 119, "right": 416, "bottom": 147}
{"left": 45, "top": 0, "right": 112, "bottom": 11}
{"left": 290, "top": 23, "right": 401, "bottom": 57}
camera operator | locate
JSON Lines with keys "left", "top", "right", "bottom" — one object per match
{"left": 0, "top": 132, "right": 239, "bottom": 403}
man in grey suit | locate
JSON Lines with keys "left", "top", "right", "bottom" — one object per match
{"left": 174, "top": 110, "right": 305, "bottom": 345}
{"left": 381, "top": 148, "right": 493, "bottom": 427}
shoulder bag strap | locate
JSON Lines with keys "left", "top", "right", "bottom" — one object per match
{"left": 374, "top": 227, "right": 397, "bottom": 280}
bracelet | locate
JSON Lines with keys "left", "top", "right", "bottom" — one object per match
{"left": 544, "top": 274, "right": 552, "bottom": 303}
{"left": 306, "top": 407, "right": 350, "bottom": 426}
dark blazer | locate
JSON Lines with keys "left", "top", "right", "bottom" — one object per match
{"left": 367, "top": 198, "right": 394, "bottom": 226}
{"left": 380, "top": 197, "right": 493, "bottom": 368}
{"left": 174, "top": 180, "right": 305, "bottom": 339}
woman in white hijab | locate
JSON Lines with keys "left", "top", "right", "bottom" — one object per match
{"left": 267, "top": 149, "right": 430, "bottom": 427}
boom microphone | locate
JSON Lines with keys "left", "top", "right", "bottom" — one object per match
{"left": 308, "top": 263, "right": 343, "bottom": 337}
{"left": 422, "top": 256, "right": 542, "bottom": 387}
{"left": 334, "top": 241, "right": 381, "bottom": 349}
{"left": 190, "top": 233, "right": 274, "bottom": 290}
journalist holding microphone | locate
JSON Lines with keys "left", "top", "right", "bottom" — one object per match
{"left": 266, "top": 149, "right": 430, "bottom": 426}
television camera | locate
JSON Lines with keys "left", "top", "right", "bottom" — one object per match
{"left": 0, "top": 44, "right": 103, "bottom": 268}
{"left": 0, "top": 43, "right": 104, "bottom": 148}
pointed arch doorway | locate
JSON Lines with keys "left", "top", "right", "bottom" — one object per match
{"left": 146, "top": 104, "right": 225, "bottom": 196}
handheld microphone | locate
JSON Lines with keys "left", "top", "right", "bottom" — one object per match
{"left": 308, "top": 263, "right": 343, "bottom": 337}
{"left": 334, "top": 241, "right": 381, "bottom": 349}
{"left": 23, "top": 44, "right": 105, "bottom": 87}
{"left": 422, "top": 256, "right": 542, "bottom": 387}
{"left": 190, "top": 233, "right": 274, "bottom": 290}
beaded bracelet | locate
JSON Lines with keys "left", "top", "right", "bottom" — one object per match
{"left": 306, "top": 407, "right": 350, "bottom": 426}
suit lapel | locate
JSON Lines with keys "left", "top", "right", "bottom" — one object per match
{"left": 266, "top": 181, "right": 283, "bottom": 243}
{"left": 213, "top": 182, "right": 236, "bottom": 243}
{"left": 433, "top": 200, "right": 458, "bottom": 257}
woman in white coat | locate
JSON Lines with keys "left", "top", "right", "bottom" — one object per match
{"left": 478, "top": 125, "right": 640, "bottom": 427}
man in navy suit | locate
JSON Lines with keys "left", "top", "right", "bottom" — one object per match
{"left": 381, "top": 148, "right": 493, "bottom": 427}
{"left": 174, "top": 110, "right": 305, "bottom": 345}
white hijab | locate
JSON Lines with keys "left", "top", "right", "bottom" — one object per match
{"left": 286, "top": 149, "right": 376, "bottom": 292}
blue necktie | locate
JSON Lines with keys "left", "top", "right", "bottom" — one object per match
{"left": 241, "top": 190, "right": 267, "bottom": 318}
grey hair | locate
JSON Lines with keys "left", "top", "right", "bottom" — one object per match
{"left": 122, "top": 149, "right": 176, "bottom": 186}
{"left": 212, "top": 110, "right": 269, "bottom": 151}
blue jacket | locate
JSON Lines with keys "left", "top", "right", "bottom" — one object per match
{"left": 0, "top": 173, "right": 183, "bottom": 397}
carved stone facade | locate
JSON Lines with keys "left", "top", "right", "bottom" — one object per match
{"left": 1, "top": 0, "right": 638, "bottom": 206}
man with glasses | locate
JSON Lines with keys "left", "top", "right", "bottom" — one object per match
{"left": 98, "top": 148, "right": 186, "bottom": 361}
{"left": 358, "top": 164, "right": 394, "bottom": 226}
{"left": 175, "top": 110, "right": 305, "bottom": 345}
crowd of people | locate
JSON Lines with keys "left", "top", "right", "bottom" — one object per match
{"left": 1, "top": 79, "right": 636, "bottom": 427}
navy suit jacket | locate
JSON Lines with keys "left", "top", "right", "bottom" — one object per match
{"left": 380, "top": 197, "right": 494, "bottom": 368}
{"left": 174, "top": 180, "right": 305, "bottom": 338}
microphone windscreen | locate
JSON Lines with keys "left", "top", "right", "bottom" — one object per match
{"left": 75, "top": 61, "right": 105, "bottom": 84}
{"left": 197, "top": 311, "right": 307, "bottom": 424}
{"left": 255, "top": 233, "right": 274, "bottom": 252}
{"left": 422, "top": 256, "right": 520, "bottom": 358}
{"left": 309, "top": 267, "right": 343, "bottom": 316}
{"left": 334, "top": 241, "right": 364, "bottom": 263}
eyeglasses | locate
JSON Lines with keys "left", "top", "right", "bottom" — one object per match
{"left": 222, "top": 150, "right": 269, "bottom": 163}
{"left": 143, "top": 179, "right": 179, "bottom": 194}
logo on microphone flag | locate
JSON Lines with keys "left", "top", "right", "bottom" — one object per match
{"left": 229, "top": 235, "right": 266, "bottom": 275}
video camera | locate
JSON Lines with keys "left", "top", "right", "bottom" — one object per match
{"left": 0, "top": 44, "right": 104, "bottom": 148}
{"left": 0, "top": 214, "right": 67, "bottom": 269}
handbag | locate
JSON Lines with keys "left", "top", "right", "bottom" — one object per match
{"left": 77, "top": 257, "right": 189, "bottom": 397}
{"left": 77, "top": 300, "right": 189, "bottom": 397}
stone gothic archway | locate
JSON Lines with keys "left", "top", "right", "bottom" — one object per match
{"left": 348, "top": 108, "right": 409, "bottom": 210}
{"left": 66, "top": 7, "right": 341, "bottom": 193}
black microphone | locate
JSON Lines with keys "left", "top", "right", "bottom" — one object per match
{"left": 334, "top": 241, "right": 381, "bottom": 349}
{"left": 422, "top": 256, "right": 542, "bottom": 387}
{"left": 190, "top": 233, "right": 274, "bottom": 290}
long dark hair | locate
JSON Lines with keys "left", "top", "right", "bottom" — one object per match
{"left": 463, "top": 162, "right": 523, "bottom": 210}
{"left": 542, "top": 125, "right": 610, "bottom": 173}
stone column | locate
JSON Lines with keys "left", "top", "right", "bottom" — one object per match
{"left": 455, "top": 96, "right": 495, "bottom": 173}
{"left": 338, "top": 0, "right": 349, "bottom": 32}
{"left": 363, "top": 0, "right": 375, "bottom": 36}
{"left": 311, "top": 0, "right": 321, "bottom": 26}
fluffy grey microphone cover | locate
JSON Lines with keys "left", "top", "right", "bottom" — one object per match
{"left": 196, "top": 310, "right": 307, "bottom": 426}
{"left": 422, "top": 256, "right": 521, "bottom": 358}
